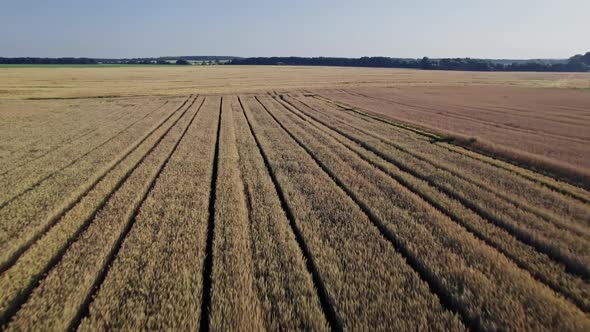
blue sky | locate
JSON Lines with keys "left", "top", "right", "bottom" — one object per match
{"left": 1, "top": 0, "right": 588, "bottom": 59}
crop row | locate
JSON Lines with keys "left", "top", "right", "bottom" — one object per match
{"left": 255, "top": 95, "right": 589, "bottom": 330}
{"left": 0, "top": 99, "right": 160, "bottom": 174}
{"left": 75, "top": 96, "right": 219, "bottom": 331}
{"left": 0, "top": 98, "right": 175, "bottom": 204}
{"left": 314, "top": 93, "right": 590, "bottom": 204}
{"left": 307, "top": 95, "right": 589, "bottom": 228}
{"left": 2, "top": 95, "right": 203, "bottom": 330}
{"left": 286, "top": 95, "right": 590, "bottom": 277}
{"left": 241, "top": 95, "right": 465, "bottom": 330}
{"left": 274, "top": 95, "right": 590, "bottom": 313}
{"left": 0, "top": 96, "right": 192, "bottom": 271}
{"left": 2, "top": 93, "right": 588, "bottom": 330}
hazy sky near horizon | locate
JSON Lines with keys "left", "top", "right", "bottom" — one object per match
{"left": 1, "top": 0, "right": 588, "bottom": 59}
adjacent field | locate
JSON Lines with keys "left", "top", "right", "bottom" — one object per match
{"left": 0, "top": 67, "right": 589, "bottom": 330}
{"left": 317, "top": 86, "right": 590, "bottom": 188}
{"left": 1, "top": 65, "right": 589, "bottom": 100}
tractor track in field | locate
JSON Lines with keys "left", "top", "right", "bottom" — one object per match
{"left": 273, "top": 95, "right": 590, "bottom": 314}
{"left": 298, "top": 96, "right": 589, "bottom": 237}
{"left": 0, "top": 98, "right": 191, "bottom": 210}
{"left": 255, "top": 96, "right": 475, "bottom": 330}
{"left": 2, "top": 89, "right": 589, "bottom": 330}
{"left": 0, "top": 96, "right": 196, "bottom": 273}
{"left": 240, "top": 96, "right": 343, "bottom": 332}
{"left": 0, "top": 100, "right": 170, "bottom": 178}
{"left": 285, "top": 95, "right": 590, "bottom": 280}
{"left": 198, "top": 97, "right": 222, "bottom": 332}
{"left": 66, "top": 95, "right": 204, "bottom": 332}
{"left": 337, "top": 90, "right": 590, "bottom": 143}
{"left": 0, "top": 96, "right": 203, "bottom": 328}
{"left": 314, "top": 94, "right": 590, "bottom": 202}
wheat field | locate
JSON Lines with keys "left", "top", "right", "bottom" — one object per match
{"left": 0, "top": 67, "right": 589, "bottom": 331}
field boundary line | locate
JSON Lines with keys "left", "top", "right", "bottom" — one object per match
{"left": 0, "top": 97, "right": 203, "bottom": 328}
{"left": 358, "top": 89, "right": 590, "bottom": 125}
{"left": 198, "top": 97, "right": 222, "bottom": 332}
{"left": 239, "top": 96, "right": 342, "bottom": 332}
{"left": 312, "top": 94, "right": 440, "bottom": 140}
{"left": 256, "top": 96, "right": 475, "bottom": 330}
{"left": 344, "top": 89, "right": 590, "bottom": 141}
{"left": 438, "top": 143, "right": 590, "bottom": 204}
{"left": 312, "top": 93, "right": 590, "bottom": 198}
{"left": 274, "top": 96, "right": 590, "bottom": 314}
{"left": 341, "top": 89, "right": 590, "bottom": 144}
{"left": 282, "top": 96, "right": 590, "bottom": 280}
{"left": 0, "top": 96, "right": 193, "bottom": 273}
{"left": 66, "top": 95, "right": 205, "bottom": 332}
{"left": 295, "top": 96, "right": 590, "bottom": 239}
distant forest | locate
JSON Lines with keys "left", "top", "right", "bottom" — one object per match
{"left": 228, "top": 52, "right": 590, "bottom": 72}
{"left": 0, "top": 57, "right": 99, "bottom": 65}
{"left": 0, "top": 56, "right": 238, "bottom": 65}
{"left": 1, "top": 53, "right": 589, "bottom": 72}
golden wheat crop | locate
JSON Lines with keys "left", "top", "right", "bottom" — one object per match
{"left": 1, "top": 67, "right": 589, "bottom": 331}
{"left": 262, "top": 95, "right": 589, "bottom": 330}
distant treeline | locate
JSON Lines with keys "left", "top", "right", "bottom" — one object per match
{"left": 0, "top": 57, "right": 98, "bottom": 65}
{"left": 228, "top": 52, "right": 590, "bottom": 72}
{"left": 98, "top": 56, "right": 238, "bottom": 65}
{"left": 98, "top": 58, "right": 183, "bottom": 65}
{"left": 158, "top": 56, "right": 238, "bottom": 61}
{"left": 0, "top": 56, "right": 239, "bottom": 65}
{"left": 3, "top": 53, "right": 589, "bottom": 71}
